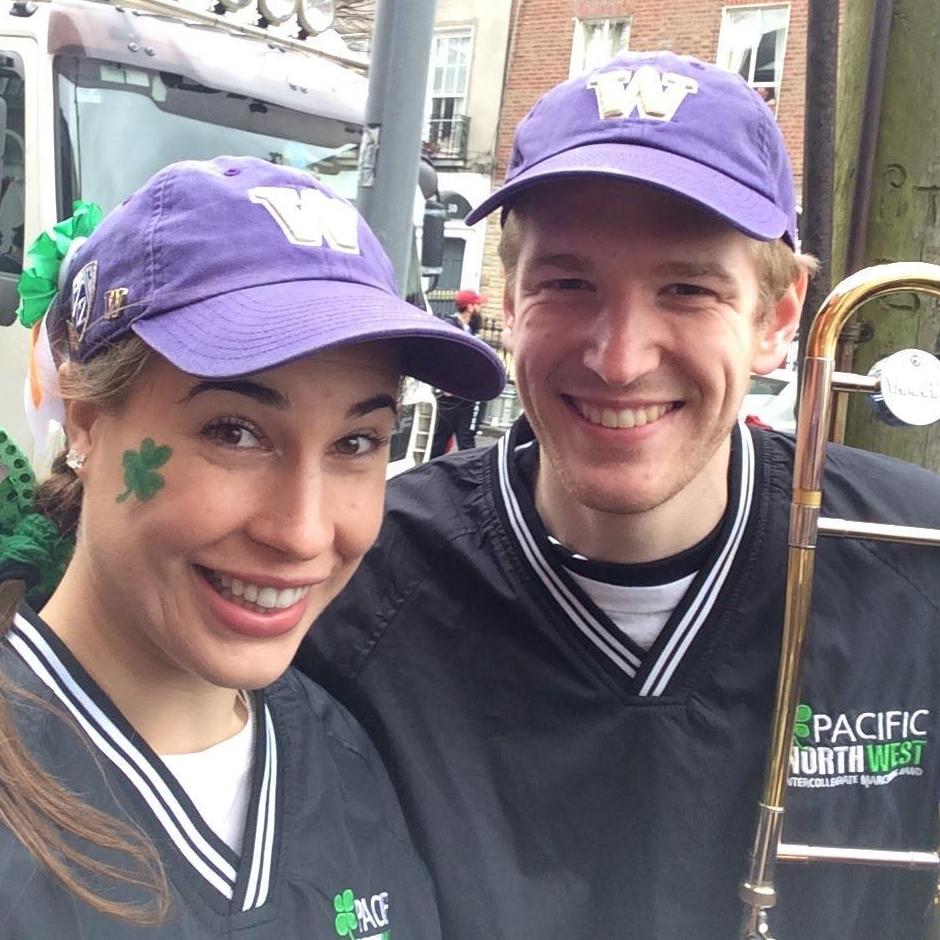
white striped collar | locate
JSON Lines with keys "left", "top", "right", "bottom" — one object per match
{"left": 7, "top": 610, "right": 280, "bottom": 913}
{"left": 493, "top": 419, "right": 757, "bottom": 696}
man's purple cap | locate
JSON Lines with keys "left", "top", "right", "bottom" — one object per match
{"left": 466, "top": 51, "right": 797, "bottom": 247}
{"left": 51, "top": 156, "right": 506, "bottom": 401}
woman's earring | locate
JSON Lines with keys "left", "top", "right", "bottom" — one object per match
{"left": 66, "top": 449, "right": 86, "bottom": 471}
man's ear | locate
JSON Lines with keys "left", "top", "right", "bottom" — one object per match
{"left": 502, "top": 284, "right": 516, "bottom": 354}
{"left": 751, "top": 270, "right": 808, "bottom": 375}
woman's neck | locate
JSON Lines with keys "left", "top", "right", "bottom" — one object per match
{"left": 40, "top": 559, "right": 247, "bottom": 756}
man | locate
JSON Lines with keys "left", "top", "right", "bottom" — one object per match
{"left": 298, "top": 52, "right": 940, "bottom": 939}
{"left": 430, "top": 288, "right": 487, "bottom": 455}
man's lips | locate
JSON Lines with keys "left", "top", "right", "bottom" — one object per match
{"left": 568, "top": 397, "right": 680, "bottom": 429}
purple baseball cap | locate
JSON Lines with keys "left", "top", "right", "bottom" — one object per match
{"left": 49, "top": 156, "right": 505, "bottom": 401}
{"left": 466, "top": 51, "right": 797, "bottom": 247}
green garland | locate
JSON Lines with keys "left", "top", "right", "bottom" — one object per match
{"left": 0, "top": 429, "right": 73, "bottom": 606}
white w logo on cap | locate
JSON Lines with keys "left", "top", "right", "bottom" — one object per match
{"left": 588, "top": 66, "right": 699, "bottom": 121}
{"left": 248, "top": 186, "right": 360, "bottom": 254}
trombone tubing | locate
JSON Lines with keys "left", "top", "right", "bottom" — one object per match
{"left": 739, "top": 262, "right": 940, "bottom": 932}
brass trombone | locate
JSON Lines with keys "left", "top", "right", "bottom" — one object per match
{"left": 738, "top": 262, "right": 940, "bottom": 940}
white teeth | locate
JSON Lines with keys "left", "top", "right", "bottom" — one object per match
{"left": 576, "top": 401, "right": 672, "bottom": 429}
{"left": 256, "top": 587, "right": 278, "bottom": 609}
{"left": 205, "top": 570, "right": 311, "bottom": 612}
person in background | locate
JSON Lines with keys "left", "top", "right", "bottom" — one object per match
{"left": 0, "top": 156, "right": 503, "bottom": 938}
{"left": 299, "top": 52, "right": 940, "bottom": 939}
{"left": 430, "top": 288, "right": 487, "bottom": 456}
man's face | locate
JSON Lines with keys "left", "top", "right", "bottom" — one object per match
{"left": 503, "top": 180, "right": 801, "bottom": 521}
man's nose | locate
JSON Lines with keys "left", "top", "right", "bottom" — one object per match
{"left": 582, "top": 301, "right": 662, "bottom": 387}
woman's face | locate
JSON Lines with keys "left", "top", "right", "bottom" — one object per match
{"left": 67, "top": 344, "right": 400, "bottom": 690}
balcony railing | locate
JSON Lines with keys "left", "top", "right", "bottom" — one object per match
{"left": 423, "top": 113, "right": 470, "bottom": 163}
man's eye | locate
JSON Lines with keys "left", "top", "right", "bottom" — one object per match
{"left": 543, "top": 278, "right": 594, "bottom": 292}
{"left": 201, "top": 418, "right": 265, "bottom": 450}
{"left": 663, "top": 283, "right": 713, "bottom": 297}
{"left": 333, "top": 433, "right": 388, "bottom": 457}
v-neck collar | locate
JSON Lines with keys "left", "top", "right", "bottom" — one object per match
{"left": 7, "top": 608, "right": 280, "bottom": 915}
{"left": 491, "top": 417, "right": 757, "bottom": 697}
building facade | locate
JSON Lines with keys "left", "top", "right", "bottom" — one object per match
{"left": 410, "top": 0, "right": 514, "bottom": 320}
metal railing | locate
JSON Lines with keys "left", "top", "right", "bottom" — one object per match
{"left": 423, "top": 113, "right": 470, "bottom": 162}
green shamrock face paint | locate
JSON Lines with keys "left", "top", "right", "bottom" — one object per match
{"left": 116, "top": 438, "right": 172, "bottom": 504}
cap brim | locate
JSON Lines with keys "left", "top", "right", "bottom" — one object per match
{"left": 131, "top": 280, "right": 506, "bottom": 401}
{"left": 465, "top": 141, "right": 789, "bottom": 243}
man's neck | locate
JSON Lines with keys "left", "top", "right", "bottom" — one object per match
{"left": 533, "top": 439, "right": 732, "bottom": 565}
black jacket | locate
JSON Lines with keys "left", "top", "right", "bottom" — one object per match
{"left": 300, "top": 420, "right": 940, "bottom": 940}
{"left": 0, "top": 607, "right": 441, "bottom": 940}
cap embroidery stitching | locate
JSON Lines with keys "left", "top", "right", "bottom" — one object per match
{"left": 586, "top": 67, "right": 699, "bottom": 122}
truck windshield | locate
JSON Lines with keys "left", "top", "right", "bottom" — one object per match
{"left": 55, "top": 55, "right": 360, "bottom": 217}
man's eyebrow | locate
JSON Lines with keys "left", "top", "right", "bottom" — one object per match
{"left": 179, "top": 380, "right": 289, "bottom": 409}
{"left": 528, "top": 252, "right": 591, "bottom": 272}
{"left": 652, "top": 260, "right": 739, "bottom": 286}
{"left": 347, "top": 394, "right": 398, "bottom": 418}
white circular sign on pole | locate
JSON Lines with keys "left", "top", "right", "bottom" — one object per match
{"left": 869, "top": 348, "right": 940, "bottom": 426}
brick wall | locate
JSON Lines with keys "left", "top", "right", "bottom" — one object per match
{"left": 480, "top": 0, "right": 810, "bottom": 322}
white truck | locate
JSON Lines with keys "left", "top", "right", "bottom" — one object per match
{"left": 0, "top": 0, "right": 437, "bottom": 476}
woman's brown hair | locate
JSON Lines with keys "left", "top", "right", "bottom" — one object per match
{"left": 0, "top": 335, "right": 171, "bottom": 924}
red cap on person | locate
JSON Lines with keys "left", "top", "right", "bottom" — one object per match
{"left": 455, "top": 289, "right": 486, "bottom": 309}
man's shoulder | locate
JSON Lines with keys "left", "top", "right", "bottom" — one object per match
{"left": 383, "top": 445, "right": 493, "bottom": 528}
{"left": 824, "top": 438, "right": 940, "bottom": 521}
{"left": 759, "top": 429, "right": 940, "bottom": 518}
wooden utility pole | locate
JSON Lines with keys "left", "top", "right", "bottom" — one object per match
{"left": 832, "top": 1, "right": 940, "bottom": 470}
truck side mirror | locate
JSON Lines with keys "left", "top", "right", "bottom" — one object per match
{"left": 421, "top": 198, "right": 444, "bottom": 278}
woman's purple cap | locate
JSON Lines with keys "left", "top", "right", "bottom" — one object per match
{"left": 467, "top": 51, "right": 797, "bottom": 247}
{"left": 51, "top": 156, "right": 506, "bottom": 401}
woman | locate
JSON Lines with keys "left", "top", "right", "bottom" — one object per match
{"left": 0, "top": 156, "right": 504, "bottom": 938}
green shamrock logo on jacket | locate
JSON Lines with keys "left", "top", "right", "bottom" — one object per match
{"left": 334, "top": 888, "right": 358, "bottom": 937}
{"left": 793, "top": 702, "right": 813, "bottom": 748}
{"left": 116, "top": 438, "right": 172, "bottom": 504}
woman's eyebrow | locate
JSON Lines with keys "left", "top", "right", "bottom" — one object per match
{"left": 347, "top": 394, "right": 398, "bottom": 418}
{"left": 179, "top": 380, "right": 289, "bottom": 409}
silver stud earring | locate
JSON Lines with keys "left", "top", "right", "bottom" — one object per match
{"left": 65, "top": 448, "right": 86, "bottom": 471}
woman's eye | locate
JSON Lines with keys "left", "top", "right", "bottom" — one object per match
{"left": 334, "top": 433, "right": 386, "bottom": 457}
{"left": 202, "top": 419, "right": 265, "bottom": 450}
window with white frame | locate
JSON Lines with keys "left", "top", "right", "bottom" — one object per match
{"left": 716, "top": 5, "right": 790, "bottom": 112}
{"left": 425, "top": 28, "right": 473, "bottom": 156}
{"left": 569, "top": 18, "right": 631, "bottom": 78}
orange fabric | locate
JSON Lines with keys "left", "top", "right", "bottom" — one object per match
{"left": 28, "top": 322, "right": 43, "bottom": 407}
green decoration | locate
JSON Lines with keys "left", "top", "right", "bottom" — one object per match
{"left": 16, "top": 200, "right": 104, "bottom": 328}
{"left": 333, "top": 889, "right": 358, "bottom": 937}
{"left": 0, "top": 427, "right": 36, "bottom": 534}
{"left": 0, "top": 426, "right": 74, "bottom": 607}
{"left": 116, "top": 438, "right": 173, "bottom": 504}
{"left": 0, "top": 513, "right": 74, "bottom": 606}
